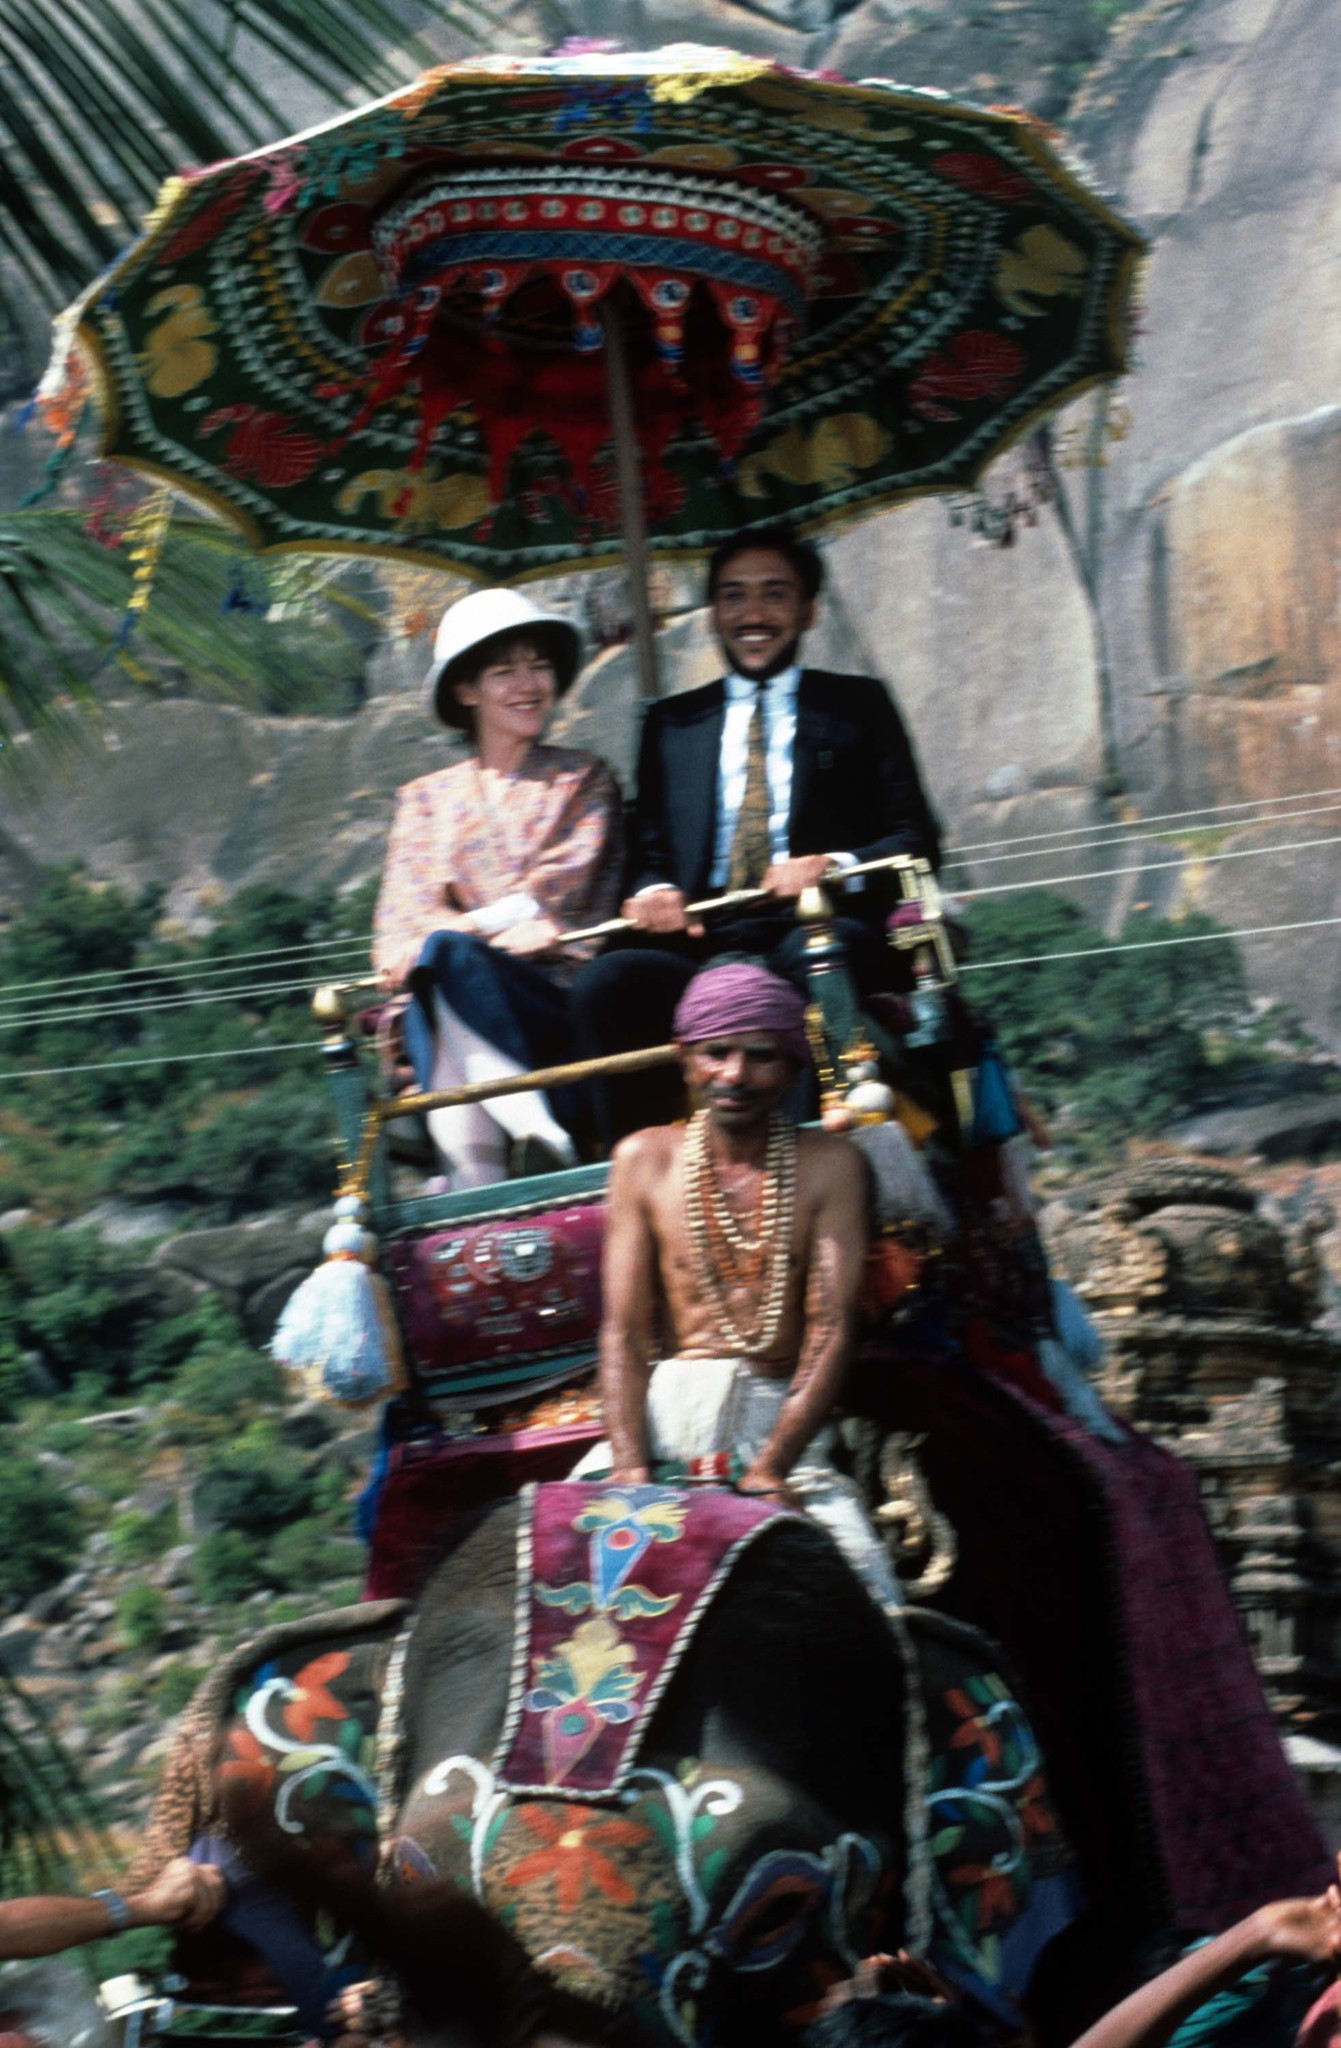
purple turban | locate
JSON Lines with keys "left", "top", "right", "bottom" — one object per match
{"left": 673, "top": 962, "right": 812, "bottom": 1067}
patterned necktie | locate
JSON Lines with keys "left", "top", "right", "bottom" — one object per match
{"left": 726, "top": 682, "right": 773, "bottom": 892}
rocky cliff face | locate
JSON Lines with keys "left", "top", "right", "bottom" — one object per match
{"left": 1070, "top": 0, "right": 1341, "bottom": 1031}
{"left": 7, "top": 0, "right": 1341, "bottom": 1035}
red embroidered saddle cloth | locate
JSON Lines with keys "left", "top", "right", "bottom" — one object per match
{"left": 383, "top": 1203, "right": 605, "bottom": 1407}
{"left": 380, "top": 1199, "right": 914, "bottom": 1412}
{"left": 494, "top": 1479, "right": 792, "bottom": 1800}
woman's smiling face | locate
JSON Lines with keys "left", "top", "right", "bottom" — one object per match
{"left": 453, "top": 633, "right": 558, "bottom": 748}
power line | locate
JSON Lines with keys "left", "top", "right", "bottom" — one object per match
{"left": 960, "top": 912, "right": 1341, "bottom": 974}
{"left": 8, "top": 819, "right": 1334, "bottom": 1026}
{"left": 0, "top": 933, "right": 372, "bottom": 1008}
{"left": 0, "top": 972, "right": 347, "bottom": 1034}
{"left": 0, "top": 1039, "right": 325, "bottom": 1085}
{"left": 1, "top": 910, "right": 1337, "bottom": 1082}
{"left": 946, "top": 799, "right": 1341, "bottom": 871}
{"left": 945, "top": 784, "right": 1341, "bottom": 857}
{"left": 955, "top": 831, "right": 1341, "bottom": 901}
{"left": 0, "top": 954, "right": 370, "bottom": 1032}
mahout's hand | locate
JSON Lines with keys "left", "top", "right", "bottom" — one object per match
{"left": 608, "top": 1465, "right": 652, "bottom": 1486}
{"left": 737, "top": 1463, "right": 804, "bottom": 1513}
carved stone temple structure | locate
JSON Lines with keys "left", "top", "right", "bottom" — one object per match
{"left": 1046, "top": 1160, "right": 1341, "bottom": 1806}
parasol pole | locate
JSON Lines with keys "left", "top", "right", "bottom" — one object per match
{"left": 600, "top": 298, "right": 660, "bottom": 699}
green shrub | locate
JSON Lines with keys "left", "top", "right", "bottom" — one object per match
{"left": 96, "top": 1927, "right": 174, "bottom": 1979}
{"left": 69, "top": 1368, "right": 114, "bottom": 1412}
{"left": 98, "top": 1107, "right": 192, "bottom": 1201}
{"left": 259, "top": 1596, "right": 311, "bottom": 1627}
{"left": 65, "top": 1418, "right": 151, "bottom": 1505}
{"left": 195, "top": 1440, "right": 315, "bottom": 1536}
{"left": 170, "top": 1341, "right": 283, "bottom": 1419}
{"left": 0, "top": 1335, "right": 25, "bottom": 1421}
{"left": 116, "top": 1583, "right": 167, "bottom": 1653}
{"left": 0, "top": 872, "right": 372, "bottom": 1219}
{"left": 193, "top": 1529, "right": 266, "bottom": 1606}
{"left": 0, "top": 869, "right": 157, "bottom": 989}
{"left": 264, "top": 1516, "right": 360, "bottom": 1591}
{"left": 155, "top": 1661, "right": 205, "bottom": 1715}
{"left": 85, "top": 1675, "right": 144, "bottom": 1737}
{"left": 963, "top": 895, "right": 1279, "bottom": 1155}
{"left": 309, "top": 1463, "right": 349, "bottom": 1515}
{"left": 108, "top": 1505, "right": 177, "bottom": 1566}
{"left": 178, "top": 1077, "right": 339, "bottom": 1214}
{"left": 0, "top": 1276, "right": 26, "bottom": 1420}
{"left": 1, "top": 1228, "right": 145, "bottom": 1389}
{"left": 133, "top": 1298, "right": 247, "bottom": 1385}
{"left": 0, "top": 1454, "right": 80, "bottom": 1608}
{"left": 31, "top": 1417, "right": 87, "bottom": 1456}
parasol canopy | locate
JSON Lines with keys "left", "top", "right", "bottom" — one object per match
{"left": 45, "top": 43, "right": 1143, "bottom": 583}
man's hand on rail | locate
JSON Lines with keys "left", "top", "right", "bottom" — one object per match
{"left": 763, "top": 855, "right": 839, "bottom": 899}
{"left": 620, "top": 887, "right": 705, "bottom": 939}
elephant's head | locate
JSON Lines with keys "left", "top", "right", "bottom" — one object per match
{"left": 139, "top": 1492, "right": 1076, "bottom": 2046}
{"left": 393, "top": 1755, "right": 892, "bottom": 2045}
{"left": 389, "top": 1499, "right": 910, "bottom": 2046}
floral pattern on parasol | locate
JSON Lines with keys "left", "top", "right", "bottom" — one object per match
{"left": 46, "top": 44, "right": 1143, "bottom": 580}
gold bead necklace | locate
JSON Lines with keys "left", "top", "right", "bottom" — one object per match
{"left": 682, "top": 1108, "right": 796, "bottom": 1355}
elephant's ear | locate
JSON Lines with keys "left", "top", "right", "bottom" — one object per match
{"left": 0, "top": 1670, "right": 119, "bottom": 1894}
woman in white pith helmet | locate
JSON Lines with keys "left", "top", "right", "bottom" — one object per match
{"left": 372, "top": 589, "right": 622, "bottom": 1187}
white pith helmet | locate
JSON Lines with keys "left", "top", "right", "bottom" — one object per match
{"left": 423, "top": 588, "right": 582, "bottom": 730}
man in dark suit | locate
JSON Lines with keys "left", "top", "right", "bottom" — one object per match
{"left": 569, "top": 525, "right": 941, "bottom": 1143}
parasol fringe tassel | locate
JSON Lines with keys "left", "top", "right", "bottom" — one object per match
{"left": 116, "top": 484, "right": 174, "bottom": 651}
{"left": 20, "top": 344, "right": 90, "bottom": 508}
{"left": 272, "top": 1196, "right": 407, "bottom": 1409}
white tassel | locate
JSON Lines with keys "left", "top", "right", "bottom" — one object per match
{"left": 272, "top": 1195, "right": 406, "bottom": 1408}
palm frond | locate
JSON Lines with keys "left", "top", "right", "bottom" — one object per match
{"left": 0, "top": 505, "right": 379, "bottom": 761}
{"left": 0, "top": 1671, "right": 120, "bottom": 1895}
{"left": 0, "top": 0, "right": 518, "bottom": 309}
{"left": 0, "top": 0, "right": 545, "bottom": 738}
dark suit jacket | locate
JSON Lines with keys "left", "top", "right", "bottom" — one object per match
{"left": 630, "top": 667, "right": 942, "bottom": 902}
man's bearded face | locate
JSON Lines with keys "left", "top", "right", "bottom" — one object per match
{"left": 710, "top": 547, "right": 815, "bottom": 681}
{"left": 682, "top": 1031, "right": 797, "bottom": 1131}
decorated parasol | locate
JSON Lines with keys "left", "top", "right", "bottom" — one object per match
{"left": 42, "top": 42, "right": 1142, "bottom": 687}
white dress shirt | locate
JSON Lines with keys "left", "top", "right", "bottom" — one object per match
{"left": 708, "top": 665, "right": 801, "bottom": 889}
{"left": 705, "top": 667, "right": 858, "bottom": 892}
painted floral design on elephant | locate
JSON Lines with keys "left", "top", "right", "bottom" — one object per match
{"left": 926, "top": 1670, "right": 1057, "bottom": 1976}
{"left": 503, "top": 1803, "right": 650, "bottom": 1911}
{"left": 217, "top": 1647, "right": 381, "bottom": 1855}
{"left": 415, "top": 1751, "right": 743, "bottom": 2038}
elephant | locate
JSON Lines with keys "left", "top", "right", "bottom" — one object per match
{"left": 134, "top": 1484, "right": 1079, "bottom": 2048}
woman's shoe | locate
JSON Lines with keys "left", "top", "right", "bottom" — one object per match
{"left": 510, "top": 1135, "right": 578, "bottom": 1179}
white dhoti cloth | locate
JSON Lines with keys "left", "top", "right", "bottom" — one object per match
{"left": 572, "top": 1356, "right": 903, "bottom": 1612}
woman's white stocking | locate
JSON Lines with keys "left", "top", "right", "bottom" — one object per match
{"left": 426, "top": 991, "right": 576, "bottom": 1183}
